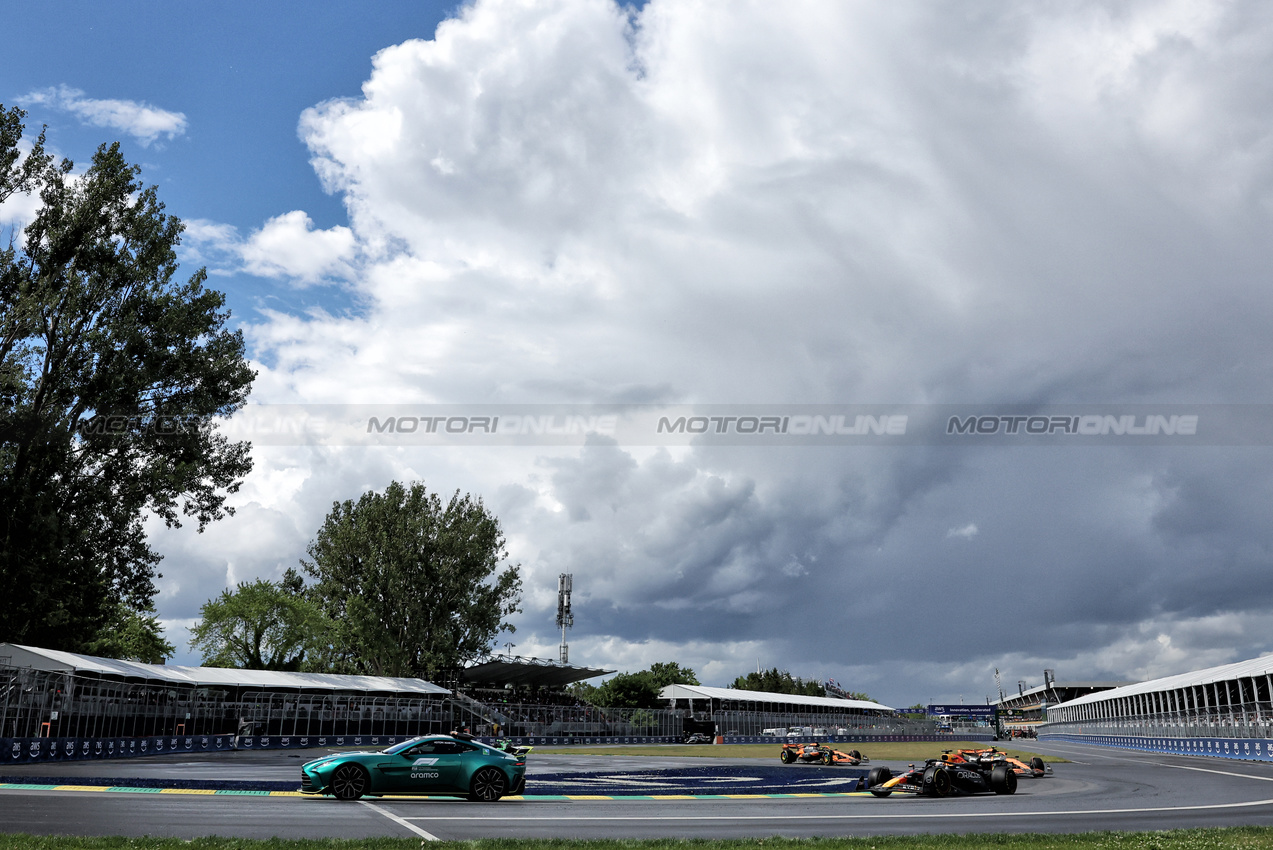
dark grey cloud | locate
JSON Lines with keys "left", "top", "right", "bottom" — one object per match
{"left": 153, "top": 0, "right": 1273, "bottom": 704}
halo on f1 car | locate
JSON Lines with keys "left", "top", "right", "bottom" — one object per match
{"left": 779, "top": 742, "right": 869, "bottom": 766}
{"left": 938, "top": 747, "right": 1051, "bottom": 777}
{"left": 867, "top": 758, "right": 1017, "bottom": 797}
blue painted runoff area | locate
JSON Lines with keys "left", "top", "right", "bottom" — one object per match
{"left": 0, "top": 764, "right": 869, "bottom": 797}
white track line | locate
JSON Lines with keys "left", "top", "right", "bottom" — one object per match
{"left": 402, "top": 795, "right": 1273, "bottom": 821}
{"left": 359, "top": 800, "right": 440, "bottom": 840}
{"left": 1043, "top": 743, "right": 1273, "bottom": 780}
{"left": 1164, "top": 763, "right": 1273, "bottom": 781}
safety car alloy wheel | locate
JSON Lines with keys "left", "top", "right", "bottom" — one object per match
{"left": 468, "top": 766, "right": 507, "bottom": 802}
{"left": 332, "top": 764, "right": 369, "bottom": 801}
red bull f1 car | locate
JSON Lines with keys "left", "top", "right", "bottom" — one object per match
{"left": 780, "top": 742, "right": 869, "bottom": 766}
{"left": 866, "top": 758, "right": 1017, "bottom": 797}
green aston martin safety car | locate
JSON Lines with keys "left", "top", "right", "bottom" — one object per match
{"left": 300, "top": 733, "right": 527, "bottom": 801}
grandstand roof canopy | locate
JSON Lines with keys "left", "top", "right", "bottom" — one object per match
{"left": 0, "top": 643, "right": 449, "bottom": 695}
{"left": 996, "top": 681, "right": 1132, "bottom": 708}
{"left": 460, "top": 655, "right": 612, "bottom": 688}
{"left": 1054, "top": 653, "right": 1273, "bottom": 709}
{"left": 661, "top": 683, "right": 894, "bottom": 713}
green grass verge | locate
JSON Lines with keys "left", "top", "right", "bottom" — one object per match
{"left": 532, "top": 742, "right": 1067, "bottom": 763}
{"left": 2, "top": 830, "right": 1273, "bottom": 848}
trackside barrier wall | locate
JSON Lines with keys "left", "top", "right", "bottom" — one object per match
{"left": 0, "top": 733, "right": 426, "bottom": 764}
{"left": 720, "top": 734, "right": 995, "bottom": 745}
{"left": 479, "top": 733, "right": 995, "bottom": 747}
{"left": 1044, "top": 733, "right": 1273, "bottom": 762}
{"left": 0, "top": 732, "right": 997, "bottom": 763}
{"left": 3, "top": 735, "right": 235, "bottom": 763}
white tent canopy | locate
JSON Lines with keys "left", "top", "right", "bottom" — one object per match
{"left": 661, "top": 683, "right": 893, "bottom": 713}
{"left": 0, "top": 643, "right": 450, "bottom": 695}
{"left": 1052, "top": 654, "right": 1273, "bottom": 711}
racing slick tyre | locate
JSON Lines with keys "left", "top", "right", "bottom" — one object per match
{"left": 848, "top": 749, "right": 862, "bottom": 760}
{"left": 823, "top": 752, "right": 835, "bottom": 765}
{"left": 781, "top": 749, "right": 796, "bottom": 764}
{"left": 331, "top": 764, "right": 369, "bottom": 801}
{"left": 1030, "top": 757, "right": 1046, "bottom": 774}
{"left": 468, "top": 767, "right": 508, "bottom": 802}
{"left": 867, "top": 765, "right": 892, "bottom": 797}
{"left": 923, "top": 765, "right": 952, "bottom": 797}
{"left": 991, "top": 763, "right": 1018, "bottom": 795}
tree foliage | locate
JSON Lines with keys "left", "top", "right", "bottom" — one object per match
{"left": 188, "top": 576, "right": 329, "bottom": 670}
{"left": 646, "top": 661, "right": 700, "bottom": 689}
{"left": 82, "top": 600, "right": 175, "bottom": 664}
{"left": 300, "top": 481, "right": 522, "bottom": 680}
{"left": 572, "top": 661, "right": 700, "bottom": 708}
{"left": 592, "top": 672, "right": 662, "bottom": 709}
{"left": 731, "top": 667, "right": 827, "bottom": 697}
{"left": 0, "top": 106, "right": 255, "bottom": 652}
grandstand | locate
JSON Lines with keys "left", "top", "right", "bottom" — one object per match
{"left": 659, "top": 683, "right": 921, "bottom": 736}
{"left": 0, "top": 643, "right": 451, "bottom": 740}
{"left": 995, "top": 676, "right": 1130, "bottom": 730}
{"left": 1044, "top": 652, "right": 1273, "bottom": 740}
{"left": 0, "top": 639, "right": 1012, "bottom": 761}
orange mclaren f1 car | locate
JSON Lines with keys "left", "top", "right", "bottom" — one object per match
{"left": 779, "top": 742, "right": 869, "bottom": 766}
{"left": 938, "top": 747, "right": 1051, "bottom": 777}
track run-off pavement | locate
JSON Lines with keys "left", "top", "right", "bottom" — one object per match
{"left": 4, "top": 740, "right": 1273, "bottom": 840}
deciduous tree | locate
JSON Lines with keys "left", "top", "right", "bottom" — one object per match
{"left": 83, "top": 600, "right": 175, "bottom": 664}
{"left": 301, "top": 481, "right": 521, "bottom": 680}
{"left": 573, "top": 662, "right": 699, "bottom": 708}
{"left": 189, "top": 577, "right": 328, "bottom": 670}
{"left": 0, "top": 106, "right": 255, "bottom": 652}
{"left": 645, "top": 661, "right": 700, "bottom": 689}
{"left": 731, "top": 667, "right": 827, "bottom": 697}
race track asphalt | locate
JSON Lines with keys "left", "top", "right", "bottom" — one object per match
{"left": 3, "top": 739, "right": 1273, "bottom": 840}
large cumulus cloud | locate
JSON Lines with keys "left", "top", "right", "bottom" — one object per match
{"left": 158, "top": 0, "right": 1273, "bottom": 707}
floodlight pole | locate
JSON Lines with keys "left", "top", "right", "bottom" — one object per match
{"left": 556, "top": 573, "right": 573, "bottom": 664}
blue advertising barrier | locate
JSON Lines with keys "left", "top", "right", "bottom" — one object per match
{"left": 489, "top": 735, "right": 682, "bottom": 747}
{"left": 2, "top": 735, "right": 233, "bottom": 763}
{"left": 719, "top": 734, "right": 996, "bottom": 745}
{"left": 0, "top": 733, "right": 420, "bottom": 764}
{"left": 2, "top": 731, "right": 1001, "bottom": 763}
{"left": 229, "top": 733, "right": 411, "bottom": 751}
{"left": 1044, "top": 733, "right": 1273, "bottom": 762}
{"left": 492, "top": 734, "right": 995, "bottom": 746}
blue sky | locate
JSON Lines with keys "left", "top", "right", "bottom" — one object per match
{"left": 3, "top": 1, "right": 457, "bottom": 318}
{"left": 5, "top": 1, "right": 1273, "bottom": 707}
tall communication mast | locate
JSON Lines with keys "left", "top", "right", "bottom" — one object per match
{"left": 556, "top": 573, "right": 574, "bottom": 663}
